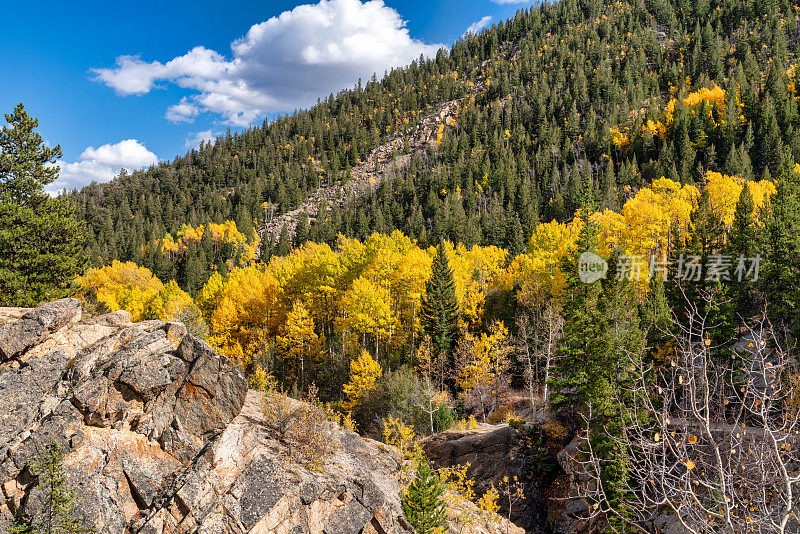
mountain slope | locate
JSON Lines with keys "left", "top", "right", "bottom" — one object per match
{"left": 69, "top": 0, "right": 800, "bottom": 291}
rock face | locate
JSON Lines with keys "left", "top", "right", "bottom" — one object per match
{"left": 424, "top": 424, "right": 548, "bottom": 533}
{"left": 258, "top": 98, "right": 462, "bottom": 248}
{"left": 424, "top": 423, "right": 602, "bottom": 534}
{"left": 0, "top": 300, "right": 411, "bottom": 533}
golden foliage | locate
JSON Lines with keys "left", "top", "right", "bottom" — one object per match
{"left": 382, "top": 414, "right": 417, "bottom": 460}
{"left": 452, "top": 415, "right": 480, "bottom": 431}
{"left": 343, "top": 350, "right": 383, "bottom": 410}
{"left": 76, "top": 261, "right": 201, "bottom": 327}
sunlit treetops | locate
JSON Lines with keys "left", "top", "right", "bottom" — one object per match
{"left": 169, "top": 170, "right": 772, "bottom": 366}
{"left": 615, "top": 83, "right": 733, "bottom": 148}
{"left": 508, "top": 172, "right": 776, "bottom": 301}
{"left": 161, "top": 220, "right": 259, "bottom": 265}
{"left": 75, "top": 260, "right": 199, "bottom": 324}
{"left": 195, "top": 230, "right": 509, "bottom": 366}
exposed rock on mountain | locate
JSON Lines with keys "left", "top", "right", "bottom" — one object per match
{"left": 425, "top": 424, "right": 546, "bottom": 533}
{"left": 257, "top": 97, "right": 461, "bottom": 248}
{"left": 0, "top": 300, "right": 411, "bottom": 533}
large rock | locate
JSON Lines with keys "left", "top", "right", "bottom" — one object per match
{"left": 0, "top": 301, "right": 416, "bottom": 534}
{"left": 425, "top": 424, "right": 545, "bottom": 533}
{"left": 0, "top": 299, "right": 80, "bottom": 360}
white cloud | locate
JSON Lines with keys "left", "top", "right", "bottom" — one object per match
{"left": 47, "top": 139, "right": 158, "bottom": 194}
{"left": 92, "top": 0, "right": 445, "bottom": 127}
{"left": 166, "top": 97, "right": 201, "bottom": 123}
{"left": 185, "top": 130, "right": 219, "bottom": 150}
{"left": 464, "top": 16, "right": 492, "bottom": 36}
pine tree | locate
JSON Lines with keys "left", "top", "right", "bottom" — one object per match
{"left": 549, "top": 204, "right": 603, "bottom": 413}
{"left": 8, "top": 442, "right": 94, "bottom": 533}
{"left": 761, "top": 173, "right": 800, "bottom": 339}
{"left": 0, "top": 104, "right": 86, "bottom": 306}
{"left": 723, "top": 184, "right": 758, "bottom": 323}
{"left": 592, "top": 249, "right": 646, "bottom": 526}
{"left": 420, "top": 242, "right": 459, "bottom": 371}
{"left": 401, "top": 458, "right": 446, "bottom": 534}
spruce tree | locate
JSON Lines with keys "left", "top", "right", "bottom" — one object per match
{"left": 723, "top": 184, "right": 758, "bottom": 324}
{"left": 0, "top": 104, "right": 86, "bottom": 306}
{"left": 401, "top": 458, "right": 446, "bottom": 534}
{"left": 7, "top": 442, "right": 93, "bottom": 533}
{"left": 549, "top": 204, "right": 603, "bottom": 413}
{"left": 761, "top": 173, "right": 800, "bottom": 339}
{"left": 592, "top": 249, "right": 646, "bottom": 527}
{"left": 420, "top": 242, "right": 459, "bottom": 369}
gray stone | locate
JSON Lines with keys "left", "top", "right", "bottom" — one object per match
{"left": 173, "top": 335, "right": 247, "bottom": 439}
{"left": 0, "top": 301, "right": 420, "bottom": 534}
{"left": 232, "top": 456, "right": 287, "bottom": 529}
{"left": 0, "top": 298, "right": 80, "bottom": 360}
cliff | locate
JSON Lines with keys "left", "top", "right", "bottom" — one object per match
{"left": 0, "top": 299, "right": 410, "bottom": 533}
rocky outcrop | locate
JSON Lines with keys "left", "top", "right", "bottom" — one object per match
{"left": 424, "top": 424, "right": 547, "bottom": 533}
{"left": 424, "top": 422, "right": 608, "bottom": 534}
{"left": 258, "top": 98, "right": 462, "bottom": 247}
{"left": 0, "top": 300, "right": 411, "bottom": 533}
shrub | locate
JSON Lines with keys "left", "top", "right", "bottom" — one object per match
{"left": 262, "top": 385, "right": 335, "bottom": 471}
{"left": 452, "top": 415, "right": 479, "bottom": 431}
{"left": 486, "top": 405, "right": 514, "bottom": 425}
{"left": 288, "top": 402, "right": 335, "bottom": 471}
{"left": 355, "top": 366, "right": 425, "bottom": 436}
{"left": 262, "top": 388, "right": 293, "bottom": 436}
{"left": 432, "top": 404, "right": 455, "bottom": 433}
{"left": 382, "top": 414, "right": 417, "bottom": 460}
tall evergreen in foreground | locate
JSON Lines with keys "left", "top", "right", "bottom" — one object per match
{"left": 7, "top": 442, "right": 93, "bottom": 534}
{"left": 592, "top": 250, "right": 646, "bottom": 528}
{"left": 401, "top": 458, "right": 446, "bottom": 534}
{"left": 549, "top": 203, "right": 603, "bottom": 413}
{"left": 0, "top": 104, "right": 86, "bottom": 307}
{"left": 761, "top": 172, "right": 800, "bottom": 339}
{"left": 420, "top": 242, "right": 459, "bottom": 365}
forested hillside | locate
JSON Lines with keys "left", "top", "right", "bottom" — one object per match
{"left": 32, "top": 1, "right": 800, "bottom": 531}
{"left": 69, "top": 0, "right": 800, "bottom": 290}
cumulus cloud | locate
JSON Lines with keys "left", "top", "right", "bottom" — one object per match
{"left": 92, "top": 0, "right": 444, "bottom": 127}
{"left": 464, "top": 16, "right": 492, "bottom": 36}
{"left": 185, "top": 130, "right": 219, "bottom": 150}
{"left": 47, "top": 139, "right": 158, "bottom": 194}
{"left": 166, "top": 97, "right": 201, "bottom": 123}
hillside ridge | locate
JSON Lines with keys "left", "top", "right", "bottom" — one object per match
{"left": 258, "top": 97, "right": 462, "bottom": 249}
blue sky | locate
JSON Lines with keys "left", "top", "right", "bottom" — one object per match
{"left": 2, "top": 0, "right": 532, "bottom": 193}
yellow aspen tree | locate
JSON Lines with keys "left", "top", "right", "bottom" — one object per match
{"left": 277, "top": 300, "right": 319, "bottom": 390}
{"left": 705, "top": 171, "right": 743, "bottom": 228}
{"left": 457, "top": 321, "right": 512, "bottom": 420}
{"left": 336, "top": 275, "right": 396, "bottom": 355}
{"left": 75, "top": 260, "right": 164, "bottom": 322}
{"left": 207, "top": 265, "right": 280, "bottom": 366}
{"left": 195, "top": 270, "right": 225, "bottom": 320}
{"left": 343, "top": 349, "right": 383, "bottom": 410}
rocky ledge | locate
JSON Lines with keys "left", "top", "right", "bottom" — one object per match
{"left": 0, "top": 299, "right": 411, "bottom": 533}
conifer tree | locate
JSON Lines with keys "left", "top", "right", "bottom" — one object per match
{"left": 420, "top": 242, "right": 459, "bottom": 370}
{"left": 549, "top": 203, "right": 603, "bottom": 413}
{"left": 761, "top": 173, "right": 800, "bottom": 339}
{"left": 0, "top": 104, "right": 86, "bottom": 306}
{"left": 723, "top": 184, "right": 758, "bottom": 324}
{"left": 592, "top": 249, "right": 646, "bottom": 526}
{"left": 7, "top": 442, "right": 93, "bottom": 533}
{"left": 401, "top": 458, "right": 446, "bottom": 534}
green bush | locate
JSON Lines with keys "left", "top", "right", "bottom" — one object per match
{"left": 432, "top": 404, "right": 455, "bottom": 433}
